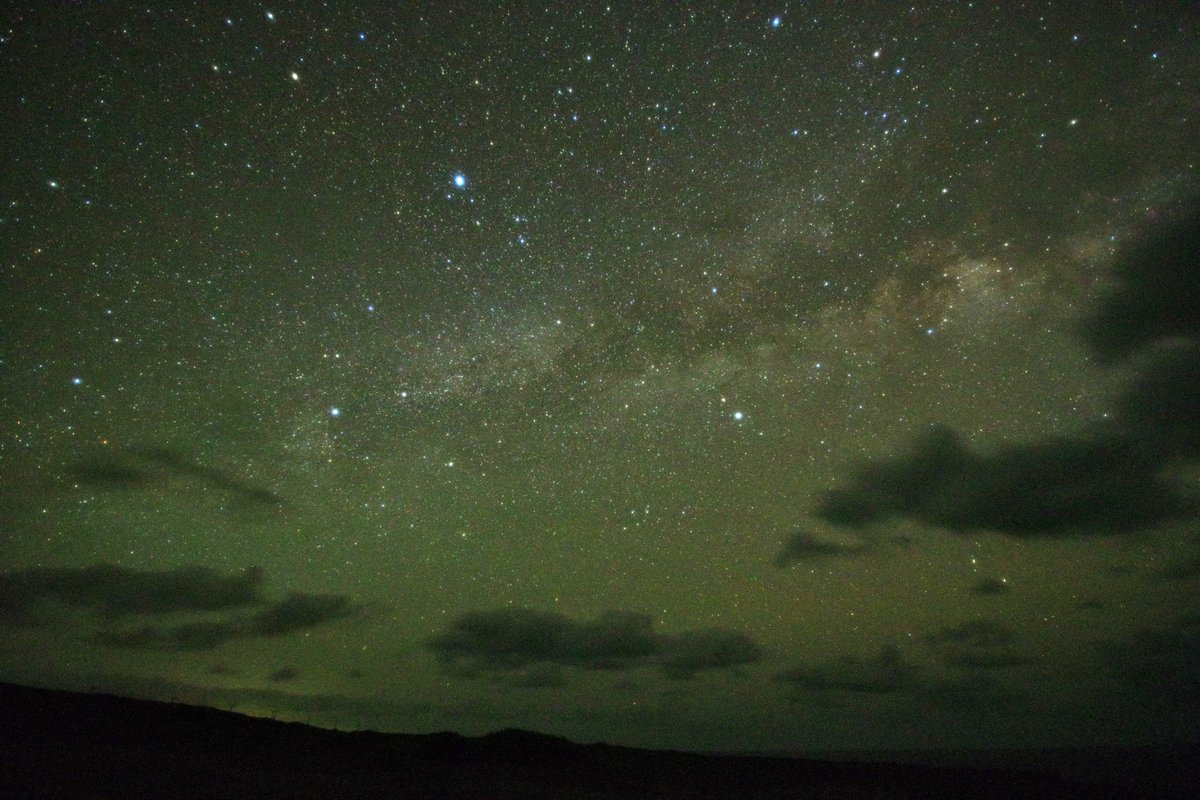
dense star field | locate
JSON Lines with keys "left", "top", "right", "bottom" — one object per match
{"left": 1, "top": 2, "right": 1198, "bottom": 753}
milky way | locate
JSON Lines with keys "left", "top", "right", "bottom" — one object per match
{"left": 2, "top": 2, "right": 1198, "bottom": 751}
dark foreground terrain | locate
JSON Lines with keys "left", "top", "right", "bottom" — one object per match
{"left": 0, "top": 681, "right": 1174, "bottom": 799}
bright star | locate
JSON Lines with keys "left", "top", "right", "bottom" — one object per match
{"left": 733, "top": 411, "right": 745, "bottom": 421}
{"left": 771, "top": 16, "right": 781, "bottom": 28}
{"left": 453, "top": 173, "right": 467, "bottom": 188}
{"left": 72, "top": 377, "right": 83, "bottom": 385}
{"left": 329, "top": 407, "right": 341, "bottom": 417}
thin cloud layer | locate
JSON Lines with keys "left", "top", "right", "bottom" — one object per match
{"left": 427, "top": 608, "right": 762, "bottom": 681}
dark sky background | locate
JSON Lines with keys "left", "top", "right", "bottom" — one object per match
{"left": 2, "top": 2, "right": 1198, "bottom": 753}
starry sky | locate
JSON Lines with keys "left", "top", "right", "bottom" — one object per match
{"left": 2, "top": 2, "right": 1198, "bottom": 753}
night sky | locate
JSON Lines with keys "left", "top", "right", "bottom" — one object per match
{"left": 2, "top": 2, "right": 1198, "bottom": 753}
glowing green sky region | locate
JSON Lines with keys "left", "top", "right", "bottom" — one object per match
{"left": 1, "top": 2, "right": 1198, "bottom": 752}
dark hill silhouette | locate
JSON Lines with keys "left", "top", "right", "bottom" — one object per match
{"left": 0, "top": 680, "right": 1147, "bottom": 799}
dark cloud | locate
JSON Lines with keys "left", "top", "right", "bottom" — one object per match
{"left": 97, "top": 620, "right": 245, "bottom": 651}
{"left": 924, "top": 621, "right": 1029, "bottom": 669}
{"left": 1097, "top": 615, "right": 1200, "bottom": 713}
{"left": 0, "top": 564, "right": 264, "bottom": 622}
{"left": 657, "top": 628, "right": 766, "bottom": 680}
{"left": 774, "top": 528, "right": 867, "bottom": 567}
{"left": 1114, "top": 344, "right": 1200, "bottom": 460}
{"left": 791, "top": 202, "right": 1200, "bottom": 543}
{"left": 816, "top": 424, "right": 1185, "bottom": 535}
{"left": 135, "top": 447, "right": 285, "bottom": 507}
{"left": 68, "top": 447, "right": 284, "bottom": 509}
{"left": 777, "top": 628, "right": 1032, "bottom": 710}
{"left": 98, "top": 592, "right": 356, "bottom": 651}
{"left": 970, "top": 578, "right": 1011, "bottom": 596}
{"left": 926, "top": 674, "right": 1023, "bottom": 711}
{"left": 775, "top": 645, "right": 914, "bottom": 694}
{"left": 249, "top": 593, "right": 354, "bottom": 636}
{"left": 0, "top": 564, "right": 361, "bottom": 650}
{"left": 427, "top": 608, "right": 761, "bottom": 681}
{"left": 506, "top": 663, "right": 568, "bottom": 689}
{"left": 269, "top": 667, "right": 300, "bottom": 683}
{"left": 67, "top": 460, "right": 150, "bottom": 489}
{"left": 1159, "top": 555, "right": 1200, "bottom": 582}
{"left": 924, "top": 620, "right": 1015, "bottom": 648}
{"left": 1082, "top": 204, "right": 1200, "bottom": 363}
